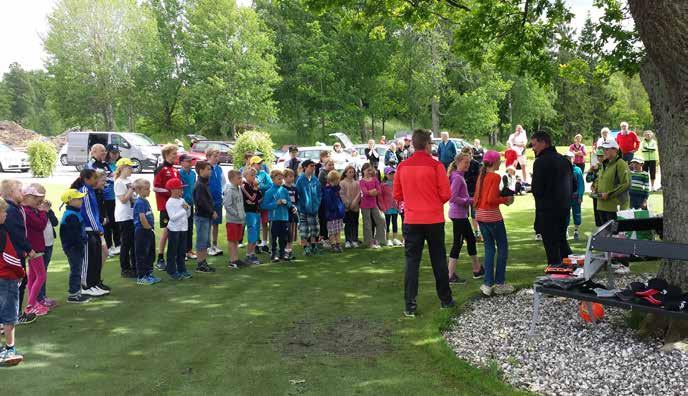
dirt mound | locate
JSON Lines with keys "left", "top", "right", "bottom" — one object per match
{"left": 0, "top": 121, "right": 67, "bottom": 149}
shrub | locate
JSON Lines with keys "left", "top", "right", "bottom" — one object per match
{"left": 26, "top": 140, "right": 57, "bottom": 178}
{"left": 232, "top": 130, "right": 275, "bottom": 169}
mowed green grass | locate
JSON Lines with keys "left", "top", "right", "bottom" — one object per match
{"left": 4, "top": 185, "right": 662, "bottom": 395}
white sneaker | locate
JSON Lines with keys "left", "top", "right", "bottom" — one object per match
{"left": 393, "top": 239, "right": 402, "bottom": 246}
{"left": 352, "top": 242, "right": 359, "bottom": 248}
{"left": 112, "top": 246, "right": 121, "bottom": 255}
{"left": 480, "top": 284, "right": 493, "bottom": 296}
{"left": 82, "top": 287, "right": 105, "bottom": 297}
{"left": 322, "top": 241, "right": 331, "bottom": 249}
{"left": 386, "top": 240, "right": 394, "bottom": 247}
{"left": 93, "top": 286, "right": 110, "bottom": 295}
{"left": 493, "top": 284, "right": 515, "bottom": 295}
{"left": 207, "top": 246, "right": 223, "bottom": 256}
{"left": 371, "top": 244, "right": 381, "bottom": 249}
{"left": 238, "top": 243, "right": 246, "bottom": 248}
{"left": 344, "top": 241, "right": 352, "bottom": 248}
{"left": 614, "top": 265, "right": 630, "bottom": 275}
{"left": 535, "top": 234, "right": 542, "bottom": 241}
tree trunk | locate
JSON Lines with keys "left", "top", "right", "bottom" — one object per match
{"left": 371, "top": 112, "right": 376, "bottom": 136}
{"left": 431, "top": 95, "right": 440, "bottom": 134}
{"left": 103, "top": 102, "right": 115, "bottom": 131}
{"left": 358, "top": 98, "right": 367, "bottom": 142}
{"left": 382, "top": 117, "right": 386, "bottom": 136}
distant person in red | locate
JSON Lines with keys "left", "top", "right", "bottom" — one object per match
{"left": 615, "top": 121, "right": 640, "bottom": 163}
{"left": 504, "top": 148, "right": 517, "bottom": 168}
{"left": 394, "top": 129, "right": 454, "bottom": 318}
{"left": 152, "top": 144, "right": 180, "bottom": 271}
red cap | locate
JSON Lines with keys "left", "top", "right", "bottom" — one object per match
{"left": 165, "top": 178, "right": 185, "bottom": 191}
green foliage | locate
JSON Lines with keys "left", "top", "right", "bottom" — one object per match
{"left": 26, "top": 140, "right": 58, "bottom": 177}
{"left": 232, "top": 130, "right": 276, "bottom": 169}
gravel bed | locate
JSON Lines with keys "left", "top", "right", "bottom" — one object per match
{"left": 444, "top": 273, "right": 688, "bottom": 395}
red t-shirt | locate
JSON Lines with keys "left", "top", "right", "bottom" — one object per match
{"left": 504, "top": 149, "right": 518, "bottom": 167}
{"left": 616, "top": 131, "right": 640, "bottom": 154}
{"left": 153, "top": 162, "right": 181, "bottom": 211}
{"left": 0, "top": 230, "right": 25, "bottom": 280}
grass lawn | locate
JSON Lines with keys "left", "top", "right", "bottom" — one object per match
{"left": 4, "top": 186, "right": 663, "bottom": 394}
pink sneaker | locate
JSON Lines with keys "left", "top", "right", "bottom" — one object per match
{"left": 39, "top": 298, "right": 58, "bottom": 308}
{"left": 26, "top": 304, "right": 49, "bottom": 316}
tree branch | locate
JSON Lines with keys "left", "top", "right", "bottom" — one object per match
{"left": 444, "top": 0, "right": 471, "bottom": 12}
{"left": 522, "top": 0, "right": 530, "bottom": 27}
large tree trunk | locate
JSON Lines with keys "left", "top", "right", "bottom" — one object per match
{"left": 358, "top": 98, "right": 367, "bottom": 142}
{"left": 431, "top": 95, "right": 440, "bottom": 134}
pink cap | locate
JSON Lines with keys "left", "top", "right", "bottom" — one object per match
{"left": 483, "top": 150, "right": 501, "bottom": 164}
{"left": 22, "top": 185, "right": 45, "bottom": 197}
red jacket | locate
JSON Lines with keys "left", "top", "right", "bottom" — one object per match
{"left": 153, "top": 162, "right": 181, "bottom": 211}
{"left": 23, "top": 206, "right": 48, "bottom": 253}
{"left": 0, "top": 228, "right": 25, "bottom": 280}
{"left": 616, "top": 131, "right": 640, "bottom": 155}
{"left": 393, "top": 150, "right": 451, "bottom": 224}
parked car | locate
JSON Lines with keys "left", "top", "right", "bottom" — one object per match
{"left": 0, "top": 143, "right": 30, "bottom": 173}
{"left": 189, "top": 140, "right": 234, "bottom": 164}
{"left": 352, "top": 144, "right": 387, "bottom": 173}
{"left": 59, "top": 144, "right": 69, "bottom": 166}
{"left": 66, "top": 131, "right": 162, "bottom": 173}
{"left": 430, "top": 137, "right": 474, "bottom": 157}
{"left": 274, "top": 144, "right": 332, "bottom": 170}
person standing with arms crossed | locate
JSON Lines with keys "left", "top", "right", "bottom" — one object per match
{"left": 394, "top": 129, "right": 455, "bottom": 318}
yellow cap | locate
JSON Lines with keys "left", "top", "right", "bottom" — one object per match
{"left": 249, "top": 155, "right": 264, "bottom": 165}
{"left": 61, "top": 189, "right": 87, "bottom": 204}
{"left": 116, "top": 157, "right": 135, "bottom": 168}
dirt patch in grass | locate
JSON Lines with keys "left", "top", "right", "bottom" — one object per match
{"left": 273, "top": 316, "right": 391, "bottom": 359}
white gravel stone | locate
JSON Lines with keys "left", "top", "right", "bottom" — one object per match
{"left": 444, "top": 273, "right": 688, "bottom": 395}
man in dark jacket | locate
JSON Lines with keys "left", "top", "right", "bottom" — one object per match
{"left": 530, "top": 131, "right": 573, "bottom": 266}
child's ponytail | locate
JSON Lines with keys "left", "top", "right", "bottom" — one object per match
{"left": 472, "top": 161, "right": 490, "bottom": 209}
{"left": 70, "top": 168, "right": 97, "bottom": 189}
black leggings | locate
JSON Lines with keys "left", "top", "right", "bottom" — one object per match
{"left": 385, "top": 213, "right": 399, "bottom": 234}
{"left": 643, "top": 160, "right": 657, "bottom": 181}
{"left": 118, "top": 220, "right": 135, "bottom": 272}
{"left": 344, "top": 210, "right": 359, "bottom": 242}
{"left": 450, "top": 218, "right": 477, "bottom": 259}
{"left": 103, "top": 199, "right": 120, "bottom": 248}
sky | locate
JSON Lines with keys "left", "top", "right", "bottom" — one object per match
{"left": 0, "top": 0, "right": 606, "bottom": 75}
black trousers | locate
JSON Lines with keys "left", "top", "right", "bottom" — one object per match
{"left": 134, "top": 228, "right": 155, "bottom": 278}
{"left": 83, "top": 231, "right": 103, "bottom": 288}
{"left": 118, "top": 220, "right": 135, "bottom": 272}
{"left": 186, "top": 206, "right": 194, "bottom": 252}
{"left": 344, "top": 210, "right": 359, "bottom": 242}
{"left": 592, "top": 198, "right": 603, "bottom": 227}
{"left": 318, "top": 204, "right": 328, "bottom": 239}
{"left": 536, "top": 209, "right": 571, "bottom": 265}
{"left": 450, "top": 218, "right": 477, "bottom": 259}
{"left": 270, "top": 220, "right": 289, "bottom": 257}
{"left": 598, "top": 210, "right": 617, "bottom": 225}
{"left": 403, "top": 223, "right": 453, "bottom": 311}
{"left": 103, "top": 200, "right": 120, "bottom": 248}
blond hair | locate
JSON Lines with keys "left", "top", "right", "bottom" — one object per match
{"left": 283, "top": 168, "right": 295, "bottom": 178}
{"left": 447, "top": 151, "right": 473, "bottom": 177}
{"left": 228, "top": 169, "right": 242, "bottom": 180}
{"left": 0, "top": 180, "right": 22, "bottom": 198}
{"left": 205, "top": 147, "right": 220, "bottom": 157}
{"left": 0, "top": 197, "right": 7, "bottom": 213}
{"left": 29, "top": 183, "right": 46, "bottom": 195}
{"left": 133, "top": 178, "right": 150, "bottom": 191}
{"left": 270, "top": 169, "right": 284, "bottom": 179}
{"left": 243, "top": 167, "right": 257, "bottom": 177}
{"left": 327, "top": 170, "right": 341, "bottom": 184}
{"left": 161, "top": 144, "right": 178, "bottom": 159}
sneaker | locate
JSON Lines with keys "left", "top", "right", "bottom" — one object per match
{"left": 236, "top": 259, "right": 250, "bottom": 268}
{"left": 352, "top": 241, "right": 359, "bottom": 248}
{"left": 371, "top": 244, "right": 381, "bottom": 249}
{"left": 261, "top": 245, "right": 271, "bottom": 254}
{"left": 321, "top": 241, "right": 331, "bottom": 249}
{"left": 304, "top": 246, "right": 313, "bottom": 256}
{"left": 573, "top": 230, "right": 580, "bottom": 240}
{"left": 0, "top": 347, "right": 23, "bottom": 367}
{"left": 440, "top": 299, "right": 457, "bottom": 309}
{"left": 238, "top": 243, "right": 246, "bottom": 248}
{"left": 169, "top": 273, "right": 183, "bottom": 281}
{"left": 344, "top": 241, "right": 352, "bottom": 249}
{"left": 40, "top": 298, "right": 58, "bottom": 308}
{"left": 195, "top": 263, "right": 213, "bottom": 273}
{"left": 272, "top": 256, "right": 281, "bottom": 263}
{"left": 281, "top": 253, "right": 291, "bottom": 261}
{"left": 97, "top": 282, "right": 111, "bottom": 291}
{"left": 112, "top": 246, "right": 121, "bottom": 255}
{"left": 155, "top": 258, "right": 166, "bottom": 271}
{"left": 82, "top": 287, "right": 107, "bottom": 297}
{"left": 287, "top": 251, "right": 296, "bottom": 260}
{"left": 247, "top": 255, "right": 261, "bottom": 265}
{"left": 67, "top": 294, "right": 91, "bottom": 304}
{"left": 449, "top": 274, "right": 467, "bottom": 284}
{"left": 25, "top": 304, "right": 49, "bottom": 316}
{"left": 208, "top": 246, "right": 224, "bottom": 256}
{"left": 393, "top": 239, "right": 402, "bottom": 246}
{"left": 186, "top": 251, "right": 198, "bottom": 260}
{"left": 493, "top": 284, "right": 515, "bottom": 295}
{"left": 179, "top": 271, "right": 193, "bottom": 279}
{"left": 16, "top": 313, "right": 36, "bottom": 325}
{"left": 94, "top": 285, "right": 111, "bottom": 295}
{"left": 480, "top": 284, "right": 493, "bottom": 296}
{"left": 228, "top": 261, "right": 239, "bottom": 269}
{"left": 472, "top": 267, "right": 485, "bottom": 279}
{"left": 403, "top": 310, "right": 416, "bottom": 318}
{"left": 535, "top": 234, "right": 542, "bottom": 241}
{"left": 137, "top": 276, "right": 156, "bottom": 285}
{"left": 386, "top": 240, "right": 394, "bottom": 247}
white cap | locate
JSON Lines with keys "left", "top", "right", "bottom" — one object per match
{"left": 600, "top": 140, "right": 619, "bottom": 150}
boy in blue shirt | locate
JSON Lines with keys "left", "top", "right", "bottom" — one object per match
{"left": 261, "top": 170, "right": 293, "bottom": 262}
{"left": 133, "top": 179, "right": 161, "bottom": 285}
{"left": 206, "top": 148, "right": 226, "bottom": 257}
{"left": 59, "top": 189, "right": 91, "bottom": 304}
{"left": 178, "top": 155, "right": 197, "bottom": 260}
{"left": 295, "top": 160, "right": 322, "bottom": 255}
{"left": 250, "top": 156, "right": 273, "bottom": 254}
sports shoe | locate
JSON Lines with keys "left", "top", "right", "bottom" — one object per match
{"left": 473, "top": 267, "right": 485, "bottom": 279}
{"left": 179, "top": 271, "right": 193, "bottom": 279}
{"left": 247, "top": 255, "right": 261, "bottom": 265}
{"left": 344, "top": 241, "right": 352, "bottom": 249}
{"left": 393, "top": 239, "right": 403, "bottom": 246}
{"left": 261, "top": 245, "right": 271, "bottom": 254}
{"left": 573, "top": 230, "right": 580, "bottom": 240}
{"left": 238, "top": 243, "right": 246, "bottom": 248}
{"left": 386, "top": 240, "right": 394, "bottom": 247}
{"left": 480, "top": 284, "right": 493, "bottom": 296}
{"left": 40, "top": 298, "right": 58, "bottom": 308}
{"left": 281, "top": 253, "right": 291, "bottom": 261}
{"left": 25, "top": 304, "right": 49, "bottom": 316}
{"left": 97, "top": 282, "right": 111, "bottom": 291}
{"left": 94, "top": 285, "right": 111, "bottom": 295}
{"left": 228, "top": 261, "right": 239, "bottom": 269}
{"left": 449, "top": 274, "right": 467, "bottom": 284}
{"left": 440, "top": 299, "right": 457, "bottom": 309}
{"left": 321, "top": 241, "right": 331, "bottom": 249}
{"left": 403, "top": 310, "right": 416, "bottom": 318}
{"left": 535, "top": 234, "right": 542, "bottom": 241}
{"left": 155, "top": 258, "right": 166, "bottom": 271}
{"left": 169, "top": 273, "right": 183, "bottom": 281}
{"left": 112, "top": 246, "right": 121, "bottom": 255}
{"left": 371, "top": 244, "right": 381, "bottom": 249}
{"left": 137, "top": 276, "right": 156, "bottom": 285}
{"left": 82, "top": 287, "right": 107, "bottom": 297}
{"left": 493, "top": 284, "right": 515, "bottom": 295}
{"left": 271, "top": 256, "right": 280, "bottom": 263}
{"left": 150, "top": 275, "right": 162, "bottom": 283}
{"left": 195, "top": 263, "right": 214, "bottom": 273}
{"left": 186, "top": 251, "right": 198, "bottom": 260}
{"left": 0, "top": 346, "right": 23, "bottom": 367}
{"left": 208, "top": 245, "right": 224, "bottom": 256}
{"left": 67, "top": 294, "right": 91, "bottom": 304}
{"left": 16, "top": 313, "right": 36, "bottom": 325}
{"left": 352, "top": 241, "right": 359, "bottom": 248}
{"left": 304, "top": 246, "right": 313, "bottom": 256}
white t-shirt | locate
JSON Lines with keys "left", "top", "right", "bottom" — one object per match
{"left": 114, "top": 178, "right": 134, "bottom": 222}
{"left": 331, "top": 150, "right": 349, "bottom": 170}
{"left": 166, "top": 197, "right": 189, "bottom": 232}
{"left": 43, "top": 221, "right": 54, "bottom": 247}
{"left": 508, "top": 131, "right": 528, "bottom": 156}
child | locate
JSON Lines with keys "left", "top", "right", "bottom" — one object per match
{"left": 586, "top": 148, "right": 606, "bottom": 227}
{"left": 322, "top": 170, "right": 345, "bottom": 252}
{"left": 474, "top": 150, "right": 515, "bottom": 297}
{"left": 339, "top": 165, "right": 360, "bottom": 248}
{"left": 59, "top": 189, "right": 91, "bottom": 303}
{"left": 206, "top": 148, "right": 226, "bottom": 256}
{"left": 21, "top": 185, "right": 49, "bottom": 316}
{"left": 70, "top": 170, "right": 109, "bottom": 297}
{"left": 251, "top": 156, "right": 273, "bottom": 254}
{"left": 0, "top": 197, "right": 26, "bottom": 366}
{"left": 379, "top": 167, "right": 401, "bottom": 247}
{"left": 37, "top": 186, "right": 58, "bottom": 309}
{"left": 447, "top": 152, "right": 482, "bottom": 283}
{"left": 502, "top": 166, "right": 523, "bottom": 196}
{"left": 153, "top": 144, "right": 180, "bottom": 270}
{"left": 224, "top": 170, "right": 247, "bottom": 268}
{"left": 165, "top": 178, "right": 192, "bottom": 280}
{"left": 178, "top": 154, "right": 197, "bottom": 260}
{"left": 193, "top": 161, "right": 218, "bottom": 273}
{"left": 114, "top": 158, "right": 137, "bottom": 278}
{"left": 282, "top": 168, "right": 299, "bottom": 259}
{"left": 133, "top": 179, "right": 161, "bottom": 285}
{"left": 566, "top": 152, "right": 585, "bottom": 240}
{"left": 241, "top": 168, "right": 262, "bottom": 265}
{"left": 286, "top": 146, "right": 301, "bottom": 173}
{"left": 629, "top": 157, "right": 650, "bottom": 209}
{"left": 295, "top": 160, "right": 322, "bottom": 255}
{"left": 318, "top": 159, "right": 335, "bottom": 246}
{"left": 359, "top": 163, "right": 387, "bottom": 249}
{"left": 261, "top": 170, "right": 293, "bottom": 261}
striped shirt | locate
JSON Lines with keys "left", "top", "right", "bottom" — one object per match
{"left": 630, "top": 171, "right": 650, "bottom": 196}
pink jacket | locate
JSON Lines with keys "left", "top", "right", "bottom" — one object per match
{"left": 23, "top": 206, "right": 48, "bottom": 253}
{"left": 378, "top": 181, "right": 397, "bottom": 213}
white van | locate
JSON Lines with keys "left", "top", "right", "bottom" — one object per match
{"left": 67, "top": 131, "right": 161, "bottom": 172}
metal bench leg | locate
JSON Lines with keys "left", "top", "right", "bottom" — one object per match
{"left": 605, "top": 252, "right": 616, "bottom": 289}
{"left": 529, "top": 290, "right": 542, "bottom": 337}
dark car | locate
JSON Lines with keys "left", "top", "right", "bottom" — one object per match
{"left": 189, "top": 140, "right": 234, "bottom": 164}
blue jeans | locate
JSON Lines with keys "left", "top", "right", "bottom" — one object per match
{"left": 630, "top": 193, "right": 647, "bottom": 209}
{"left": 195, "top": 216, "right": 211, "bottom": 250}
{"left": 566, "top": 200, "right": 582, "bottom": 227}
{"left": 166, "top": 231, "right": 188, "bottom": 276}
{"left": 0, "top": 278, "right": 20, "bottom": 325}
{"left": 64, "top": 246, "right": 84, "bottom": 295}
{"left": 38, "top": 245, "right": 53, "bottom": 301}
{"left": 134, "top": 228, "right": 155, "bottom": 278}
{"left": 478, "top": 221, "right": 508, "bottom": 286}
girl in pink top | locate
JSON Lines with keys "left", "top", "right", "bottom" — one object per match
{"left": 359, "top": 163, "right": 387, "bottom": 248}
{"left": 22, "top": 184, "right": 49, "bottom": 316}
{"left": 569, "top": 134, "right": 586, "bottom": 173}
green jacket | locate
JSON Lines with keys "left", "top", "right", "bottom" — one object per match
{"left": 641, "top": 139, "right": 658, "bottom": 161}
{"left": 596, "top": 156, "right": 630, "bottom": 212}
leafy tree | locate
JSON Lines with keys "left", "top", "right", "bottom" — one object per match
{"left": 3, "top": 63, "right": 34, "bottom": 124}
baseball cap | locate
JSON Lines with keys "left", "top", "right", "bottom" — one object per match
{"left": 404, "top": 135, "right": 411, "bottom": 141}
{"left": 22, "top": 185, "right": 45, "bottom": 197}
{"left": 600, "top": 140, "right": 619, "bottom": 149}
{"left": 165, "top": 178, "right": 185, "bottom": 191}
{"left": 106, "top": 144, "right": 120, "bottom": 152}
{"left": 288, "top": 145, "right": 299, "bottom": 153}
{"left": 249, "top": 155, "right": 264, "bottom": 165}
{"left": 384, "top": 166, "right": 396, "bottom": 175}
{"left": 630, "top": 157, "right": 645, "bottom": 164}
{"left": 483, "top": 150, "right": 501, "bottom": 164}
{"left": 116, "top": 157, "right": 134, "bottom": 168}
{"left": 61, "top": 189, "right": 86, "bottom": 204}
{"left": 595, "top": 147, "right": 604, "bottom": 156}
{"left": 301, "top": 159, "right": 315, "bottom": 168}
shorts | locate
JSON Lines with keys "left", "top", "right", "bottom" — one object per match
{"left": 516, "top": 155, "right": 527, "bottom": 167}
{"left": 159, "top": 210, "right": 169, "bottom": 228}
{"left": 260, "top": 210, "right": 269, "bottom": 225}
{"left": 298, "top": 212, "right": 320, "bottom": 240}
{"left": 327, "top": 219, "right": 344, "bottom": 235}
{"left": 212, "top": 203, "right": 223, "bottom": 225}
{"left": 194, "top": 216, "right": 211, "bottom": 250}
{"left": 246, "top": 212, "right": 261, "bottom": 244}
{"left": 0, "top": 278, "right": 20, "bottom": 325}
{"left": 226, "top": 222, "right": 244, "bottom": 242}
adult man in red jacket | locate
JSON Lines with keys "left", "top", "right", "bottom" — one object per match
{"left": 394, "top": 129, "right": 455, "bottom": 317}
{"left": 615, "top": 121, "right": 640, "bottom": 163}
